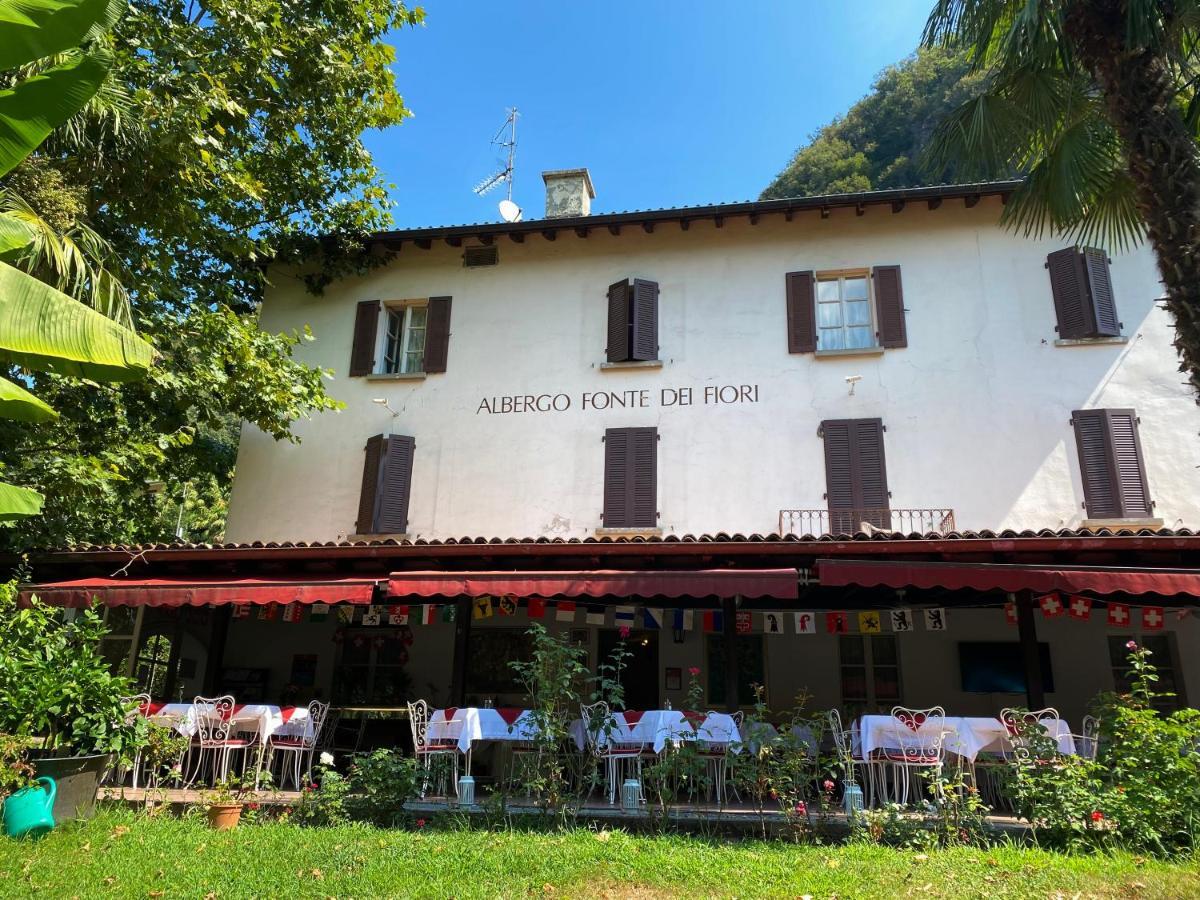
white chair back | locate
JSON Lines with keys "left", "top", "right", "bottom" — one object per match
{"left": 1000, "top": 706, "right": 1061, "bottom": 762}
{"left": 123, "top": 693, "right": 151, "bottom": 724}
{"left": 888, "top": 705, "right": 947, "bottom": 762}
{"left": 827, "top": 708, "right": 854, "bottom": 762}
{"left": 1078, "top": 714, "right": 1101, "bottom": 760}
{"left": 580, "top": 701, "right": 611, "bottom": 753}
{"left": 192, "top": 695, "right": 236, "bottom": 744}
{"left": 304, "top": 700, "right": 330, "bottom": 749}
{"left": 407, "top": 699, "right": 432, "bottom": 752}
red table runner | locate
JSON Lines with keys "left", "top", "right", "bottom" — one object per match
{"left": 622, "top": 710, "right": 644, "bottom": 727}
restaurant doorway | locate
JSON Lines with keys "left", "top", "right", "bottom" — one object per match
{"left": 597, "top": 628, "right": 659, "bottom": 710}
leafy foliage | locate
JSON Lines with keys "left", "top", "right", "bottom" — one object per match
{"left": 761, "top": 47, "right": 987, "bottom": 199}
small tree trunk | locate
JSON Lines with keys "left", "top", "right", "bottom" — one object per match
{"left": 1066, "top": 0, "right": 1200, "bottom": 394}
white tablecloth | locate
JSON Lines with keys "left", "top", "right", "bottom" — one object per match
{"left": 141, "top": 703, "right": 311, "bottom": 747}
{"left": 427, "top": 708, "right": 538, "bottom": 754}
{"left": 572, "top": 710, "right": 694, "bottom": 754}
{"left": 858, "top": 715, "right": 1075, "bottom": 762}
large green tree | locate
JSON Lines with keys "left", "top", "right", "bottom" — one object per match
{"left": 761, "top": 47, "right": 985, "bottom": 199}
{"left": 0, "top": 0, "right": 423, "bottom": 549}
{"left": 922, "top": 0, "right": 1200, "bottom": 392}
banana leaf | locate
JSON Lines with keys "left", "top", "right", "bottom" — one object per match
{"left": 0, "top": 374, "right": 56, "bottom": 421}
{"left": 0, "top": 211, "right": 35, "bottom": 257}
{"left": 0, "top": 0, "right": 124, "bottom": 70}
{"left": 0, "top": 260, "right": 153, "bottom": 380}
{"left": 0, "top": 48, "right": 108, "bottom": 177}
{"left": 0, "top": 480, "right": 43, "bottom": 520}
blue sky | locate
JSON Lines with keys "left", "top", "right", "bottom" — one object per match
{"left": 370, "top": 1, "right": 933, "bottom": 228}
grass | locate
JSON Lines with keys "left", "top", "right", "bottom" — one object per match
{"left": 0, "top": 808, "right": 1195, "bottom": 898}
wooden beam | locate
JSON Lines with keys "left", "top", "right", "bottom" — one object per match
{"left": 414, "top": 238, "right": 432, "bottom": 250}
{"left": 445, "top": 236, "right": 462, "bottom": 248}
{"left": 965, "top": 194, "right": 981, "bottom": 209}
{"left": 714, "top": 215, "right": 724, "bottom": 228}
{"left": 541, "top": 229, "right": 558, "bottom": 241}
{"left": 748, "top": 213, "right": 760, "bottom": 225}
{"left": 642, "top": 221, "right": 655, "bottom": 234}
{"left": 820, "top": 206, "right": 831, "bottom": 219}
{"left": 722, "top": 597, "right": 740, "bottom": 713}
{"left": 927, "top": 198, "right": 942, "bottom": 211}
{"left": 784, "top": 209, "right": 794, "bottom": 222}
{"left": 202, "top": 606, "right": 232, "bottom": 694}
{"left": 679, "top": 218, "right": 690, "bottom": 231}
{"left": 575, "top": 226, "right": 590, "bottom": 238}
{"left": 449, "top": 597, "right": 473, "bottom": 706}
{"left": 891, "top": 200, "right": 905, "bottom": 214}
{"left": 509, "top": 231, "right": 525, "bottom": 243}
{"left": 855, "top": 203, "right": 866, "bottom": 217}
{"left": 1017, "top": 592, "right": 1046, "bottom": 709}
{"left": 478, "top": 234, "right": 494, "bottom": 246}
{"left": 381, "top": 239, "right": 403, "bottom": 252}
{"left": 607, "top": 224, "right": 621, "bottom": 236}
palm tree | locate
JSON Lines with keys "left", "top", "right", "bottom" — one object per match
{"left": 923, "top": 0, "right": 1200, "bottom": 391}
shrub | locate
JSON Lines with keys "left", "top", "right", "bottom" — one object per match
{"left": 347, "top": 749, "right": 421, "bottom": 826}
{"left": 290, "top": 764, "right": 350, "bottom": 827}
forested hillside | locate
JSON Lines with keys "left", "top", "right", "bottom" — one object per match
{"left": 761, "top": 47, "right": 985, "bottom": 199}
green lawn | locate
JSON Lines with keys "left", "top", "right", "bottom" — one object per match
{"left": 0, "top": 809, "right": 1195, "bottom": 898}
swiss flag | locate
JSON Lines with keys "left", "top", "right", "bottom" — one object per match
{"left": 1039, "top": 592, "right": 1065, "bottom": 618}
{"left": 1142, "top": 606, "right": 1165, "bottom": 630}
{"left": 1067, "top": 595, "right": 1092, "bottom": 621}
{"left": 825, "top": 611, "right": 849, "bottom": 634}
{"left": 1004, "top": 601, "right": 1018, "bottom": 626}
{"left": 1107, "top": 602, "right": 1131, "bottom": 627}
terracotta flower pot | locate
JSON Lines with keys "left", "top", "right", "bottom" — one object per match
{"left": 206, "top": 803, "right": 243, "bottom": 831}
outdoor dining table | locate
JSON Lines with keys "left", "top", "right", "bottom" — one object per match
{"left": 856, "top": 714, "right": 1076, "bottom": 762}
{"left": 571, "top": 709, "right": 730, "bottom": 754}
{"left": 138, "top": 702, "right": 312, "bottom": 747}
{"left": 427, "top": 707, "right": 538, "bottom": 754}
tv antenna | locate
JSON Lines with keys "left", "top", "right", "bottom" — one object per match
{"left": 473, "top": 108, "right": 522, "bottom": 221}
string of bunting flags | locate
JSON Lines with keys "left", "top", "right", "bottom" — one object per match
{"left": 1010, "top": 592, "right": 1187, "bottom": 631}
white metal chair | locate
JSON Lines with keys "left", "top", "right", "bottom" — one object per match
{"left": 878, "top": 706, "right": 947, "bottom": 806}
{"left": 827, "top": 708, "right": 879, "bottom": 807}
{"left": 694, "top": 710, "right": 739, "bottom": 804}
{"left": 1074, "top": 714, "right": 1101, "bottom": 761}
{"left": 407, "top": 700, "right": 462, "bottom": 799}
{"left": 183, "top": 695, "right": 259, "bottom": 787}
{"left": 581, "top": 701, "right": 644, "bottom": 804}
{"left": 110, "top": 693, "right": 151, "bottom": 789}
{"left": 999, "top": 706, "right": 1062, "bottom": 764}
{"left": 268, "top": 700, "right": 330, "bottom": 790}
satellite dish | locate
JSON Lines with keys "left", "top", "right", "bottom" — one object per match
{"left": 498, "top": 199, "right": 523, "bottom": 223}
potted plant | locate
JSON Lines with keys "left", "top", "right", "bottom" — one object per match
{"left": 201, "top": 769, "right": 262, "bottom": 830}
{"left": 0, "top": 584, "right": 149, "bottom": 822}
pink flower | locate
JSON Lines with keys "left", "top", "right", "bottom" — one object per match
{"left": 618, "top": 626, "right": 631, "bottom": 638}
{"left": 1091, "top": 810, "right": 1104, "bottom": 822}
{"left": 823, "top": 779, "right": 835, "bottom": 792}
{"left": 794, "top": 801, "right": 807, "bottom": 815}
{"left": 416, "top": 818, "right": 427, "bottom": 828}
{"left": 688, "top": 666, "right": 700, "bottom": 677}
{"left": 1126, "top": 640, "right": 1138, "bottom": 650}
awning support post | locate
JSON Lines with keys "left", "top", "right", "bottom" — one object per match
{"left": 202, "top": 606, "right": 232, "bottom": 695}
{"left": 449, "top": 597, "right": 472, "bottom": 706}
{"left": 1016, "top": 591, "right": 1046, "bottom": 709}
{"left": 722, "top": 596, "right": 739, "bottom": 712}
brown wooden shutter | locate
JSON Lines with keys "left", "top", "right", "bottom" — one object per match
{"left": 377, "top": 434, "right": 415, "bottom": 532}
{"left": 607, "top": 279, "right": 631, "bottom": 362}
{"left": 631, "top": 278, "right": 659, "bottom": 361}
{"left": 356, "top": 434, "right": 386, "bottom": 533}
{"left": 1072, "top": 408, "right": 1151, "bottom": 518}
{"left": 603, "top": 426, "right": 657, "bottom": 527}
{"left": 424, "top": 296, "right": 452, "bottom": 373}
{"left": 349, "top": 300, "right": 380, "bottom": 376}
{"left": 821, "top": 418, "right": 890, "bottom": 531}
{"left": 785, "top": 271, "right": 817, "bottom": 353}
{"left": 872, "top": 265, "right": 907, "bottom": 348}
{"left": 1048, "top": 248, "right": 1121, "bottom": 338}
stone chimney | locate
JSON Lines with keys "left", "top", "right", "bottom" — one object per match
{"left": 542, "top": 168, "right": 595, "bottom": 218}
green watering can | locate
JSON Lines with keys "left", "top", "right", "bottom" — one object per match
{"left": 4, "top": 777, "right": 56, "bottom": 839}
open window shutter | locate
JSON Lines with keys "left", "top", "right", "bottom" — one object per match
{"left": 349, "top": 300, "right": 379, "bottom": 376}
{"left": 785, "top": 271, "right": 817, "bottom": 353}
{"left": 852, "top": 419, "right": 890, "bottom": 527}
{"left": 630, "top": 427, "right": 658, "bottom": 526}
{"left": 1107, "top": 410, "right": 1151, "bottom": 516}
{"left": 603, "top": 428, "right": 630, "bottom": 526}
{"left": 1072, "top": 409, "right": 1119, "bottom": 517}
{"left": 356, "top": 434, "right": 386, "bottom": 533}
{"left": 631, "top": 279, "right": 659, "bottom": 361}
{"left": 377, "top": 434, "right": 415, "bottom": 533}
{"left": 872, "top": 266, "right": 907, "bottom": 348}
{"left": 822, "top": 418, "right": 889, "bottom": 531}
{"left": 821, "top": 420, "right": 854, "bottom": 533}
{"left": 1047, "top": 248, "right": 1091, "bottom": 338}
{"left": 1082, "top": 249, "right": 1120, "bottom": 337}
{"left": 606, "top": 279, "right": 631, "bottom": 363}
{"left": 424, "top": 296, "right": 452, "bottom": 373}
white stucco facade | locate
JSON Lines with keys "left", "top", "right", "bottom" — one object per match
{"left": 225, "top": 196, "right": 1199, "bottom": 544}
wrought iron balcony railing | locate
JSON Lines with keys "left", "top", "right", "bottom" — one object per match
{"left": 778, "top": 507, "right": 957, "bottom": 537}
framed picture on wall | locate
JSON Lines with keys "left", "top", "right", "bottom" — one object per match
{"left": 665, "top": 667, "right": 682, "bottom": 692}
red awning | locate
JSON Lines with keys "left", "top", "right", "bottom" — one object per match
{"left": 816, "top": 558, "right": 1200, "bottom": 598}
{"left": 386, "top": 569, "right": 799, "bottom": 600}
{"left": 19, "top": 576, "right": 379, "bottom": 608}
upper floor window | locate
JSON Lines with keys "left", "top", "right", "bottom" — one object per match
{"left": 606, "top": 278, "right": 659, "bottom": 363}
{"left": 786, "top": 266, "right": 906, "bottom": 354}
{"left": 1047, "top": 247, "right": 1121, "bottom": 340}
{"left": 349, "top": 296, "right": 453, "bottom": 377}
{"left": 383, "top": 303, "right": 427, "bottom": 374}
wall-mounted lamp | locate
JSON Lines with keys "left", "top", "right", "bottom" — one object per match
{"left": 845, "top": 374, "right": 862, "bottom": 397}
{"left": 372, "top": 397, "right": 399, "bottom": 418}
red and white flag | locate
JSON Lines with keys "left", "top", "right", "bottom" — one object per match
{"left": 1142, "top": 606, "right": 1165, "bottom": 630}
{"left": 1004, "top": 601, "right": 1018, "bottom": 626}
{"left": 420, "top": 604, "right": 437, "bottom": 625}
{"left": 1067, "top": 595, "right": 1092, "bottom": 621}
{"left": 388, "top": 605, "right": 409, "bottom": 626}
{"left": 257, "top": 604, "right": 279, "bottom": 622}
{"left": 281, "top": 602, "right": 303, "bottom": 623}
{"left": 1107, "top": 602, "right": 1131, "bottom": 627}
{"left": 793, "top": 611, "right": 816, "bottom": 634}
{"left": 555, "top": 600, "right": 577, "bottom": 623}
{"left": 1039, "top": 592, "right": 1065, "bottom": 618}
{"left": 735, "top": 611, "right": 753, "bottom": 634}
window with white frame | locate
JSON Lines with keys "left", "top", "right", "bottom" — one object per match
{"left": 381, "top": 303, "right": 427, "bottom": 374}
{"left": 816, "top": 272, "right": 874, "bottom": 350}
